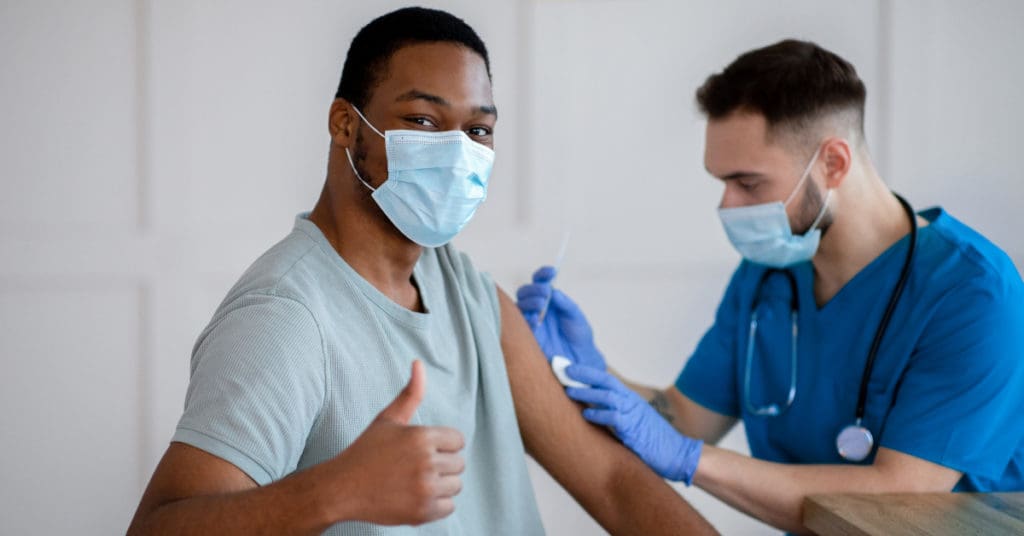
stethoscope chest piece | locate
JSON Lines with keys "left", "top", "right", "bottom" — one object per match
{"left": 836, "top": 423, "right": 874, "bottom": 462}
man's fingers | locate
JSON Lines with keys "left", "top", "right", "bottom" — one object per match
{"left": 435, "top": 474, "right": 463, "bottom": 498}
{"left": 377, "top": 360, "right": 425, "bottom": 424}
{"left": 430, "top": 426, "right": 466, "bottom": 453}
{"left": 426, "top": 497, "right": 456, "bottom": 522}
{"left": 434, "top": 452, "right": 466, "bottom": 476}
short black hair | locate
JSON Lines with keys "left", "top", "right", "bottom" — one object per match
{"left": 335, "top": 7, "right": 491, "bottom": 109}
{"left": 696, "top": 39, "right": 866, "bottom": 141}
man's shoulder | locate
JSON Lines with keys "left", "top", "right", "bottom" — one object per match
{"left": 920, "top": 207, "right": 1022, "bottom": 296}
{"left": 426, "top": 244, "right": 498, "bottom": 302}
{"left": 912, "top": 208, "right": 1024, "bottom": 364}
{"left": 222, "top": 224, "right": 335, "bottom": 307}
{"left": 193, "top": 220, "right": 349, "bottom": 349}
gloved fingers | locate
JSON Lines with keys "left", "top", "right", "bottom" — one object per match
{"left": 516, "top": 282, "right": 551, "bottom": 302}
{"left": 565, "top": 386, "right": 621, "bottom": 409}
{"left": 531, "top": 265, "right": 557, "bottom": 284}
{"left": 516, "top": 286, "right": 552, "bottom": 316}
{"left": 565, "top": 364, "right": 624, "bottom": 391}
{"left": 522, "top": 311, "right": 540, "bottom": 330}
{"left": 538, "top": 321, "right": 572, "bottom": 357}
{"left": 549, "top": 288, "right": 584, "bottom": 317}
{"left": 577, "top": 352, "right": 607, "bottom": 372}
{"left": 516, "top": 295, "right": 550, "bottom": 317}
{"left": 582, "top": 408, "right": 624, "bottom": 434}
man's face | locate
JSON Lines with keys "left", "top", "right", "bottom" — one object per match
{"left": 704, "top": 111, "right": 828, "bottom": 235}
{"left": 349, "top": 42, "right": 496, "bottom": 188}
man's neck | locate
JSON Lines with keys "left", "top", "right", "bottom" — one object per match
{"left": 810, "top": 173, "right": 916, "bottom": 307}
{"left": 309, "top": 179, "right": 425, "bottom": 313}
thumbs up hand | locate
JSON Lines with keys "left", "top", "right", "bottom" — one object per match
{"left": 321, "top": 361, "right": 466, "bottom": 526}
{"left": 377, "top": 359, "right": 429, "bottom": 425}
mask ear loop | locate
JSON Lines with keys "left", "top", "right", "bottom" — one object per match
{"left": 806, "top": 188, "right": 833, "bottom": 232}
{"left": 345, "top": 148, "right": 376, "bottom": 192}
{"left": 345, "top": 104, "right": 387, "bottom": 192}
{"left": 784, "top": 145, "right": 823, "bottom": 207}
{"left": 784, "top": 144, "right": 832, "bottom": 234}
{"left": 349, "top": 105, "right": 385, "bottom": 138}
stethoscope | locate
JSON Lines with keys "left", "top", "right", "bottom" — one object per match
{"left": 742, "top": 194, "right": 918, "bottom": 462}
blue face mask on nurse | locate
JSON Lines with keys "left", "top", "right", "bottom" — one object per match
{"left": 717, "top": 144, "right": 833, "bottom": 267}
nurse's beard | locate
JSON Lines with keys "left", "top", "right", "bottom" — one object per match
{"left": 794, "top": 177, "right": 833, "bottom": 236}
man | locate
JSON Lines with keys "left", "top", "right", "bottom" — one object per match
{"left": 518, "top": 39, "right": 1024, "bottom": 534}
{"left": 126, "top": 7, "right": 716, "bottom": 536}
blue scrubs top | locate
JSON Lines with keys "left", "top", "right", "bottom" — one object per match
{"left": 676, "top": 207, "right": 1024, "bottom": 491}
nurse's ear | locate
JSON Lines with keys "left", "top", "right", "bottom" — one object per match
{"left": 819, "top": 137, "right": 853, "bottom": 189}
{"left": 328, "top": 98, "right": 359, "bottom": 149}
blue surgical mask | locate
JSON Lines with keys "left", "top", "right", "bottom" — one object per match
{"left": 717, "top": 147, "right": 832, "bottom": 268}
{"left": 346, "top": 106, "right": 495, "bottom": 247}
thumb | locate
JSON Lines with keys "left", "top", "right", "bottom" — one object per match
{"left": 532, "top": 265, "right": 557, "bottom": 284}
{"left": 378, "top": 360, "right": 426, "bottom": 424}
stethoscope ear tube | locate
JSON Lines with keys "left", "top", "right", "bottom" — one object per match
{"left": 744, "top": 269, "right": 800, "bottom": 417}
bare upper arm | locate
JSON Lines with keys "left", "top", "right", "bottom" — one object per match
{"left": 496, "top": 288, "right": 632, "bottom": 494}
{"left": 666, "top": 386, "right": 737, "bottom": 445}
{"left": 495, "top": 288, "right": 712, "bottom": 527}
{"left": 129, "top": 442, "right": 257, "bottom": 527}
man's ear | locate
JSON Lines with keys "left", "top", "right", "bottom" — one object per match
{"left": 328, "top": 98, "right": 357, "bottom": 147}
{"left": 820, "top": 136, "right": 853, "bottom": 189}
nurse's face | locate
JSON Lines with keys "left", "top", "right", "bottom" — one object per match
{"left": 704, "top": 110, "right": 828, "bottom": 234}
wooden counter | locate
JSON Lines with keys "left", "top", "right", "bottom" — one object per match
{"left": 803, "top": 492, "right": 1024, "bottom": 535}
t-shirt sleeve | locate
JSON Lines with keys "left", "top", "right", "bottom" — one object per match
{"left": 675, "top": 265, "right": 746, "bottom": 418}
{"left": 172, "top": 293, "right": 326, "bottom": 485}
{"left": 879, "top": 274, "right": 1024, "bottom": 479}
{"left": 448, "top": 246, "right": 501, "bottom": 336}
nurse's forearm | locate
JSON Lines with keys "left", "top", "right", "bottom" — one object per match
{"left": 693, "top": 446, "right": 862, "bottom": 533}
{"left": 692, "top": 446, "right": 961, "bottom": 534}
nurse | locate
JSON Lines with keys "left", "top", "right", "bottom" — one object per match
{"left": 517, "top": 39, "right": 1024, "bottom": 533}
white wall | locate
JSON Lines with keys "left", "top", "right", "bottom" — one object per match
{"left": 1, "top": 1, "right": 1021, "bottom": 535}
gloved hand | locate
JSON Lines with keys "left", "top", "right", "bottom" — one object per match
{"left": 564, "top": 364, "right": 703, "bottom": 485}
{"left": 515, "top": 266, "right": 606, "bottom": 371}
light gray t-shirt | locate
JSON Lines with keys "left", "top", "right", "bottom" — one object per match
{"left": 173, "top": 214, "right": 544, "bottom": 535}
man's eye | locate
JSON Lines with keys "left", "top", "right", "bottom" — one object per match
{"left": 467, "top": 126, "right": 492, "bottom": 137}
{"left": 407, "top": 117, "right": 438, "bottom": 128}
{"left": 738, "top": 180, "right": 759, "bottom": 191}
